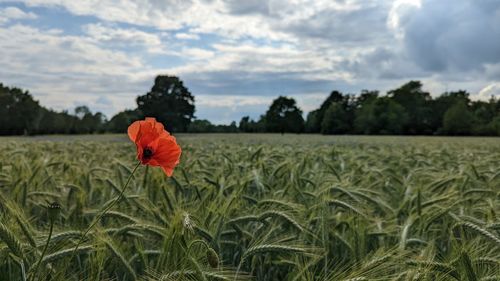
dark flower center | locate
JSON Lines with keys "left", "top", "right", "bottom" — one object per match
{"left": 143, "top": 147, "right": 154, "bottom": 159}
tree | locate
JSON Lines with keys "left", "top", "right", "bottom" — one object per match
{"left": 264, "top": 96, "right": 304, "bottom": 134}
{"left": 305, "top": 110, "right": 321, "bottom": 133}
{"left": 188, "top": 119, "right": 214, "bottom": 133}
{"left": 488, "top": 116, "right": 500, "bottom": 136}
{"left": 75, "top": 105, "right": 91, "bottom": 119}
{"left": 470, "top": 97, "right": 498, "bottom": 135}
{"left": 354, "top": 97, "right": 407, "bottom": 135}
{"left": 136, "top": 75, "right": 195, "bottom": 133}
{"left": 321, "top": 102, "right": 350, "bottom": 134}
{"left": 72, "top": 106, "right": 106, "bottom": 133}
{"left": 0, "top": 83, "right": 41, "bottom": 135}
{"left": 239, "top": 116, "right": 252, "bottom": 132}
{"left": 107, "top": 109, "right": 140, "bottom": 133}
{"left": 442, "top": 101, "right": 476, "bottom": 135}
{"left": 430, "top": 90, "right": 470, "bottom": 133}
{"left": 387, "top": 81, "right": 432, "bottom": 134}
{"left": 306, "top": 90, "right": 348, "bottom": 133}
{"left": 354, "top": 90, "right": 379, "bottom": 108}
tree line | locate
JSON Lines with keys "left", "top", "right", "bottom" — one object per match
{"left": 239, "top": 81, "right": 500, "bottom": 136}
{"left": 1, "top": 77, "right": 499, "bottom": 136}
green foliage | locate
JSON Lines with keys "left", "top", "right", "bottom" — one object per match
{"left": 136, "top": 75, "right": 195, "bottom": 133}
{"left": 0, "top": 83, "right": 41, "bottom": 135}
{"left": 307, "top": 84, "right": 499, "bottom": 136}
{"left": 0, "top": 134, "right": 499, "bottom": 280}
{"left": 320, "top": 103, "right": 350, "bottom": 134}
{"left": 443, "top": 101, "right": 477, "bottom": 135}
{"left": 306, "top": 91, "right": 351, "bottom": 134}
{"left": 106, "top": 109, "right": 140, "bottom": 133}
{"left": 305, "top": 110, "right": 321, "bottom": 133}
{"left": 239, "top": 116, "right": 266, "bottom": 133}
{"left": 0, "top": 83, "right": 106, "bottom": 135}
{"left": 264, "top": 96, "right": 304, "bottom": 133}
{"left": 1, "top": 80, "right": 499, "bottom": 136}
{"left": 354, "top": 97, "right": 408, "bottom": 134}
{"left": 387, "top": 80, "right": 433, "bottom": 134}
{"left": 188, "top": 119, "right": 238, "bottom": 133}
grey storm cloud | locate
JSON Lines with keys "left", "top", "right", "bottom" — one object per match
{"left": 223, "top": 0, "right": 271, "bottom": 16}
{"left": 279, "top": 4, "right": 392, "bottom": 44}
{"left": 401, "top": 0, "right": 500, "bottom": 72}
{"left": 182, "top": 70, "right": 338, "bottom": 96}
{"left": 222, "top": 0, "right": 392, "bottom": 45}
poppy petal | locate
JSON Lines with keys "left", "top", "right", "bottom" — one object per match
{"left": 153, "top": 136, "right": 182, "bottom": 174}
{"left": 128, "top": 117, "right": 181, "bottom": 176}
{"left": 161, "top": 166, "right": 174, "bottom": 177}
{"left": 146, "top": 117, "right": 170, "bottom": 136}
{"left": 127, "top": 120, "right": 142, "bottom": 142}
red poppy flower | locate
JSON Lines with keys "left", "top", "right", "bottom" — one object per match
{"left": 127, "top": 117, "right": 181, "bottom": 176}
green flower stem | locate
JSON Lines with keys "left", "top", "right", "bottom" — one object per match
{"left": 31, "top": 219, "right": 54, "bottom": 281}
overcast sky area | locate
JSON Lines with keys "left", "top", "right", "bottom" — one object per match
{"left": 0, "top": 0, "right": 499, "bottom": 124}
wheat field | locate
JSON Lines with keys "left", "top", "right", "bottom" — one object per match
{"left": 0, "top": 134, "right": 499, "bottom": 280}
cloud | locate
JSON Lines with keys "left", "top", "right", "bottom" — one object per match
{"left": 394, "top": 0, "right": 500, "bottom": 72}
{"left": 96, "top": 96, "right": 113, "bottom": 106}
{"left": 175, "top": 32, "right": 200, "bottom": 40}
{"left": 1, "top": 0, "right": 499, "bottom": 124}
{"left": 0, "top": 23, "right": 150, "bottom": 116}
{"left": 15, "top": 0, "right": 190, "bottom": 29}
{"left": 0, "top": 6, "right": 36, "bottom": 24}
{"left": 181, "top": 47, "right": 215, "bottom": 60}
{"left": 478, "top": 83, "right": 500, "bottom": 100}
{"left": 195, "top": 92, "right": 328, "bottom": 124}
{"left": 14, "top": 0, "right": 290, "bottom": 40}
{"left": 222, "top": 0, "right": 271, "bottom": 16}
{"left": 84, "top": 23, "right": 166, "bottom": 54}
{"left": 277, "top": 1, "right": 392, "bottom": 45}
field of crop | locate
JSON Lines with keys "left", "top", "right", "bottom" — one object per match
{"left": 0, "top": 134, "right": 499, "bottom": 280}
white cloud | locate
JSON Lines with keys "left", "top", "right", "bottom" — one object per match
{"left": 0, "top": 6, "right": 37, "bottom": 24}
{"left": 175, "top": 32, "right": 200, "bottom": 40}
{"left": 1, "top": 0, "right": 499, "bottom": 124}
{"left": 387, "top": 0, "right": 421, "bottom": 37}
{"left": 478, "top": 83, "right": 500, "bottom": 100}
{"left": 84, "top": 23, "right": 169, "bottom": 54}
{"left": 197, "top": 94, "right": 269, "bottom": 107}
{"left": 0, "top": 23, "right": 151, "bottom": 116}
{"left": 84, "top": 23, "right": 159, "bottom": 46}
{"left": 182, "top": 47, "right": 215, "bottom": 60}
{"left": 14, "top": 0, "right": 290, "bottom": 40}
{"left": 166, "top": 42, "right": 343, "bottom": 83}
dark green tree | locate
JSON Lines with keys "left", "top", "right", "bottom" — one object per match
{"left": 321, "top": 102, "right": 350, "bottom": 134}
{"left": 387, "top": 81, "right": 432, "bottom": 134}
{"left": 306, "top": 90, "right": 347, "bottom": 133}
{"left": 470, "top": 97, "right": 499, "bottom": 135}
{"left": 107, "top": 109, "right": 140, "bottom": 133}
{"left": 136, "top": 75, "right": 195, "bottom": 132}
{"left": 0, "top": 83, "right": 41, "bottom": 135}
{"left": 37, "top": 109, "right": 77, "bottom": 134}
{"left": 264, "top": 96, "right": 304, "bottom": 134}
{"left": 442, "top": 101, "right": 476, "bottom": 135}
{"left": 354, "top": 90, "right": 379, "bottom": 108}
{"left": 354, "top": 97, "right": 407, "bottom": 134}
{"left": 188, "top": 119, "right": 214, "bottom": 133}
{"left": 239, "top": 116, "right": 252, "bottom": 132}
{"left": 73, "top": 106, "right": 106, "bottom": 133}
{"left": 488, "top": 116, "right": 500, "bottom": 135}
{"left": 305, "top": 110, "right": 321, "bottom": 133}
{"left": 429, "top": 90, "right": 470, "bottom": 133}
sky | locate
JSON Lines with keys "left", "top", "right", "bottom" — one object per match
{"left": 0, "top": 0, "right": 499, "bottom": 124}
